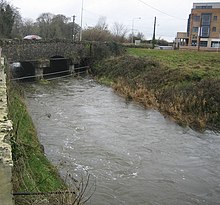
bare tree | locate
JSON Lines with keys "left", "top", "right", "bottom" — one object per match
{"left": 136, "top": 32, "right": 145, "bottom": 40}
{"left": 128, "top": 32, "right": 145, "bottom": 43}
{"left": 83, "top": 17, "right": 113, "bottom": 42}
{"left": 82, "top": 27, "right": 112, "bottom": 42}
{"left": 112, "top": 22, "right": 128, "bottom": 42}
{"left": 20, "top": 18, "right": 38, "bottom": 36}
{"left": 95, "top": 16, "right": 108, "bottom": 30}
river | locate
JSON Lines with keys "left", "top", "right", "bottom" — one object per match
{"left": 24, "top": 77, "right": 220, "bottom": 205}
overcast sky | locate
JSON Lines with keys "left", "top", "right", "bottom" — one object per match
{"left": 10, "top": 0, "right": 220, "bottom": 41}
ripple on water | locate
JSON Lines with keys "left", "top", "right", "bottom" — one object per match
{"left": 24, "top": 78, "right": 220, "bottom": 205}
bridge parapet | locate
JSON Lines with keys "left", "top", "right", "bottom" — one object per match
{"left": 1, "top": 40, "right": 91, "bottom": 63}
{"left": 0, "top": 39, "right": 124, "bottom": 64}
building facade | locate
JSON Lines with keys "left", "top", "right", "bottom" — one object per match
{"left": 188, "top": 2, "right": 220, "bottom": 48}
{"left": 175, "top": 32, "right": 188, "bottom": 48}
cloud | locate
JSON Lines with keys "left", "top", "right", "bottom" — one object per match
{"left": 10, "top": 0, "right": 220, "bottom": 41}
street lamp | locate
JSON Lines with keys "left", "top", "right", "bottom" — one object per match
{"left": 131, "top": 17, "right": 141, "bottom": 44}
{"left": 72, "top": 15, "right": 76, "bottom": 41}
{"left": 80, "top": 0, "right": 84, "bottom": 41}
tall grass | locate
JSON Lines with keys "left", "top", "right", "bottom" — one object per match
{"left": 93, "top": 50, "right": 220, "bottom": 131}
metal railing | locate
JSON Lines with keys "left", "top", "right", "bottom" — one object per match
{"left": 10, "top": 66, "right": 90, "bottom": 81}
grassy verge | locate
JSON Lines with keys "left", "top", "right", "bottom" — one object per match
{"left": 92, "top": 49, "right": 220, "bottom": 131}
{"left": 127, "top": 48, "right": 220, "bottom": 79}
{"left": 7, "top": 81, "right": 67, "bottom": 204}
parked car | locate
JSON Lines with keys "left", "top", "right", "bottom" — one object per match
{"left": 23, "top": 35, "right": 42, "bottom": 40}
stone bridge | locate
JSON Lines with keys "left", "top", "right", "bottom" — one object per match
{"left": 0, "top": 39, "right": 123, "bottom": 80}
{"left": 1, "top": 39, "right": 92, "bottom": 63}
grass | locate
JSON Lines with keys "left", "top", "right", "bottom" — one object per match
{"left": 7, "top": 81, "right": 93, "bottom": 205}
{"left": 7, "top": 81, "right": 67, "bottom": 204}
{"left": 92, "top": 48, "right": 220, "bottom": 131}
{"left": 127, "top": 48, "right": 220, "bottom": 79}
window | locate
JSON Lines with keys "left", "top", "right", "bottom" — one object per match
{"left": 201, "top": 14, "right": 211, "bottom": 26}
{"left": 192, "top": 34, "right": 197, "bottom": 39}
{"left": 201, "top": 26, "right": 210, "bottom": 37}
{"left": 213, "top": 16, "right": 218, "bottom": 21}
{"left": 193, "top": 15, "right": 200, "bottom": 22}
{"left": 199, "top": 41, "right": 208, "bottom": 47}
{"left": 212, "top": 27, "right": 217, "bottom": 32}
{"left": 196, "top": 6, "right": 212, "bottom": 9}
{"left": 192, "top": 27, "right": 199, "bottom": 33}
{"left": 191, "top": 40, "right": 197, "bottom": 46}
{"left": 211, "top": 41, "right": 220, "bottom": 48}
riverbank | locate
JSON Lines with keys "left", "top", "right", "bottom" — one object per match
{"left": 7, "top": 79, "right": 68, "bottom": 204}
{"left": 92, "top": 49, "right": 220, "bottom": 131}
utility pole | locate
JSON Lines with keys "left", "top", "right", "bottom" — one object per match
{"left": 197, "top": 16, "right": 202, "bottom": 51}
{"left": 152, "top": 16, "right": 156, "bottom": 49}
{"left": 80, "top": 0, "right": 84, "bottom": 41}
{"left": 72, "top": 15, "right": 76, "bottom": 41}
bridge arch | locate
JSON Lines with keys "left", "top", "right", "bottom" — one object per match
{"left": 43, "top": 55, "right": 70, "bottom": 78}
{"left": 11, "top": 61, "right": 35, "bottom": 81}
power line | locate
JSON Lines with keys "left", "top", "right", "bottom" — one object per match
{"left": 136, "top": 0, "right": 186, "bottom": 20}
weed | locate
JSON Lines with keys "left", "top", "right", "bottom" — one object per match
{"left": 92, "top": 49, "right": 220, "bottom": 131}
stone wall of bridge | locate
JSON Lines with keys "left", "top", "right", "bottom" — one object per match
{"left": 0, "top": 40, "right": 124, "bottom": 64}
{"left": 1, "top": 40, "right": 89, "bottom": 63}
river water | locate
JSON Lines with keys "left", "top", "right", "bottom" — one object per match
{"left": 24, "top": 77, "right": 220, "bottom": 205}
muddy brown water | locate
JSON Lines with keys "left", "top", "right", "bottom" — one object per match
{"left": 24, "top": 77, "right": 220, "bottom": 205}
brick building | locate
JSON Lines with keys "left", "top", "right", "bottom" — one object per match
{"left": 188, "top": 2, "right": 220, "bottom": 48}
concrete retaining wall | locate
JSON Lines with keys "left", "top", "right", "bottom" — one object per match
{"left": 0, "top": 48, "right": 14, "bottom": 205}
